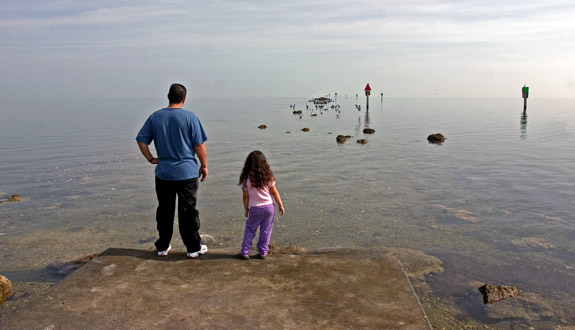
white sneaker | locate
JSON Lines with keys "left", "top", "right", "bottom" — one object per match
{"left": 157, "top": 244, "right": 172, "bottom": 256}
{"left": 187, "top": 245, "right": 208, "bottom": 258}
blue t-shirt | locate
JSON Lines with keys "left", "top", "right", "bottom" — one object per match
{"left": 136, "top": 108, "right": 208, "bottom": 181}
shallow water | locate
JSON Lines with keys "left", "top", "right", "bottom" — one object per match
{"left": 1, "top": 96, "right": 574, "bottom": 328}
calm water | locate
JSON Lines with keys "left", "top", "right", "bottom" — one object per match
{"left": 1, "top": 96, "right": 574, "bottom": 328}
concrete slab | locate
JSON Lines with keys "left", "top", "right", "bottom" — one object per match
{"left": 0, "top": 248, "right": 432, "bottom": 329}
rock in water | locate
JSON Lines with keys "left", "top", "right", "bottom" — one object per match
{"left": 478, "top": 284, "right": 521, "bottom": 304}
{"left": 336, "top": 135, "right": 347, "bottom": 143}
{"left": 427, "top": 133, "right": 445, "bottom": 143}
{"left": 301, "top": 128, "right": 310, "bottom": 132}
{"left": 138, "top": 236, "right": 156, "bottom": 244}
{"left": 1, "top": 194, "right": 22, "bottom": 203}
{"left": 292, "top": 110, "right": 302, "bottom": 114}
{"left": 270, "top": 245, "right": 308, "bottom": 255}
{"left": 0, "top": 275, "right": 13, "bottom": 306}
{"left": 258, "top": 125, "right": 267, "bottom": 129}
{"left": 200, "top": 234, "right": 217, "bottom": 244}
{"left": 363, "top": 128, "right": 375, "bottom": 134}
{"left": 357, "top": 139, "right": 368, "bottom": 144}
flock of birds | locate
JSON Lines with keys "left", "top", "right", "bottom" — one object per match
{"left": 286, "top": 101, "right": 374, "bottom": 144}
{"left": 289, "top": 102, "right": 363, "bottom": 119}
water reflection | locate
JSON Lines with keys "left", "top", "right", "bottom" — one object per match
{"left": 364, "top": 109, "right": 371, "bottom": 129}
{"left": 354, "top": 107, "right": 372, "bottom": 136}
{"left": 520, "top": 112, "right": 528, "bottom": 140}
{"left": 355, "top": 115, "right": 362, "bottom": 135}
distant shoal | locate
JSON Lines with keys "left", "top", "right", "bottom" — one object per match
{"left": 0, "top": 248, "right": 432, "bottom": 330}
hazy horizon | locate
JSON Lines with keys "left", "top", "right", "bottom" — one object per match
{"left": 1, "top": 0, "right": 574, "bottom": 100}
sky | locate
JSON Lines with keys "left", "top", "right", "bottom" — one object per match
{"left": 1, "top": 0, "right": 574, "bottom": 99}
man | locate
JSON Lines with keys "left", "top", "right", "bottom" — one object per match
{"left": 136, "top": 83, "right": 208, "bottom": 258}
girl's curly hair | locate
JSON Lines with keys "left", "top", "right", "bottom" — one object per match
{"left": 239, "top": 150, "right": 275, "bottom": 189}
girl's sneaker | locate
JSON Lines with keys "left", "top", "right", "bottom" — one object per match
{"left": 237, "top": 253, "right": 249, "bottom": 260}
{"left": 157, "top": 245, "right": 172, "bottom": 257}
{"left": 187, "top": 245, "right": 208, "bottom": 258}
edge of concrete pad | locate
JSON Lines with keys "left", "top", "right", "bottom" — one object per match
{"left": 1, "top": 248, "right": 433, "bottom": 330}
{"left": 397, "top": 258, "right": 434, "bottom": 329}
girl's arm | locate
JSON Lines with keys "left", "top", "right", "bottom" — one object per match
{"left": 243, "top": 189, "right": 249, "bottom": 218}
{"left": 270, "top": 185, "right": 285, "bottom": 215}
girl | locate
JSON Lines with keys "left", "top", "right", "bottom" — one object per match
{"left": 238, "top": 151, "right": 285, "bottom": 260}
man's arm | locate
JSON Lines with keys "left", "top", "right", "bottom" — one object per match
{"left": 137, "top": 141, "right": 158, "bottom": 164}
{"left": 194, "top": 143, "right": 208, "bottom": 182}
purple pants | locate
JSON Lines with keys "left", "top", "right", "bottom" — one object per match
{"left": 241, "top": 203, "right": 275, "bottom": 256}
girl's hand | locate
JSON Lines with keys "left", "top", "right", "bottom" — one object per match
{"left": 278, "top": 205, "right": 285, "bottom": 215}
{"left": 245, "top": 208, "right": 249, "bottom": 218}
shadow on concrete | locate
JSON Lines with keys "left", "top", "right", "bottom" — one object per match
{"left": 100, "top": 247, "right": 239, "bottom": 261}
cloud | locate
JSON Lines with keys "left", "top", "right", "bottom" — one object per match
{"left": 0, "top": 0, "right": 574, "bottom": 98}
{"left": 0, "top": 4, "right": 179, "bottom": 27}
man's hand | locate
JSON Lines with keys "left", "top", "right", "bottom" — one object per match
{"left": 138, "top": 142, "right": 158, "bottom": 165}
{"left": 199, "top": 166, "right": 208, "bottom": 182}
{"left": 194, "top": 143, "right": 208, "bottom": 182}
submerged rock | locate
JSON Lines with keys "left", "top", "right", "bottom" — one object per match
{"left": 0, "top": 194, "right": 21, "bottom": 204}
{"left": 427, "top": 133, "right": 445, "bottom": 143}
{"left": 478, "top": 284, "right": 521, "bottom": 304}
{"left": 138, "top": 236, "right": 156, "bottom": 245}
{"left": 435, "top": 204, "right": 478, "bottom": 222}
{"left": 269, "top": 244, "right": 308, "bottom": 255}
{"left": 258, "top": 125, "right": 267, "bottom": 129}
{"left": 201, "top": 234, "right": 217, "bottom": 244}
{"left": 483, "top": 291, "right": 554, "bottom": 320}
{"left": 0, "top": 275, "right": 13, "bottom": 306}
{"left": 384, "top": 247, "right": 444, "bottom": 281}
{"left": 336, "top": 135, "right": 347, "bottom": 143}
{"left": 301, "top": 128, "right": 310, "bottom": 132}
{"left": 357, "top": 139, "right": 368, "bottom": 144}
{"left": 45, "top": 253, "right": 99, "bottom": 278}
{"left": 363, "top": 128, "right": 375, "bottom": 134}
{"left": 511, "top": 237, "right": 556, "bottom": 249}
{"left": 292, "top": 110, "right": 302, "bottom": 114}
